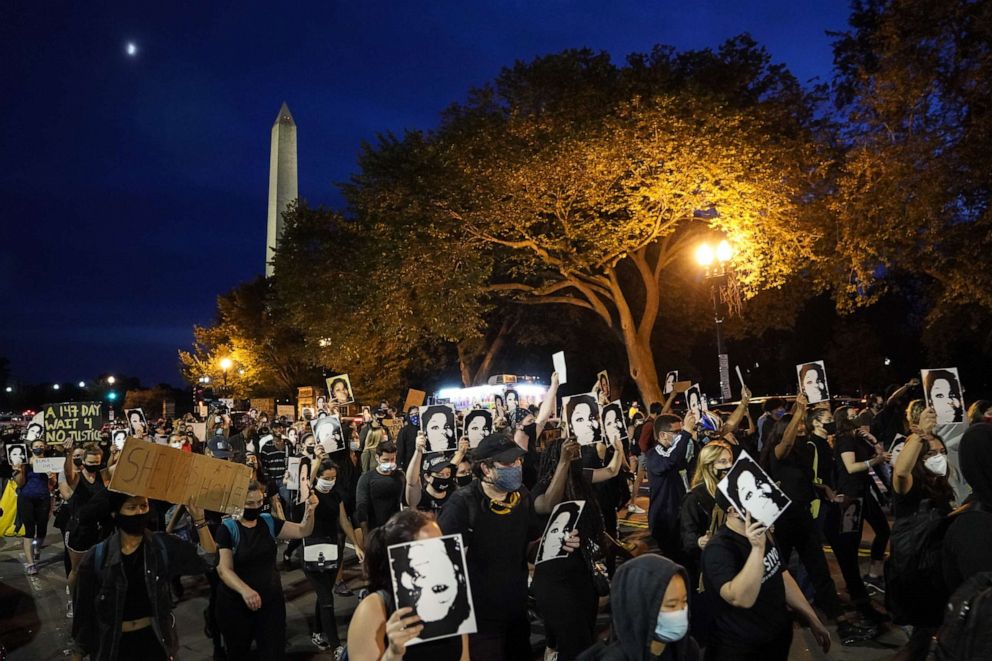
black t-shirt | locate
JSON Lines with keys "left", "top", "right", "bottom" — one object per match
{"left": 311, "top": 488, "right": 342, "bottom": 538}
{"left": 834, "top": 432, "right": 874, "bottom": 497}
{"left": 356, "top": 469, "right": 404, "bottom": 529}
{"left": 943, "top": 505, "right": 992, "bottom": 594}
{"left": 436, "top": 481, "right": 541, "bottom": 627}
{"left": 216, "top": 517, "right": 286, "bottom": 602}
{"left": 121, "top": 544, "right": 152, "bottom": 620}
{"left": 415, "top": 486, "right": 452, "bottom": 514}
{"left": 768, "top": 438, "right": 817, "bottom": 508}
{"left": 701, "top": 526, "right": 788, "bottom": 646}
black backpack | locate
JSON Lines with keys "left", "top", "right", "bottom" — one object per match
{"left": 935, "top": 571, "right": 992, "bottom": 661}
{"left": 884, "top": 499, "right": 956, "bottom": 625}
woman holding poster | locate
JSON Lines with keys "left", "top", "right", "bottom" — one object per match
{"left": 13, "top": 438, "right": 54, "bottom": 575}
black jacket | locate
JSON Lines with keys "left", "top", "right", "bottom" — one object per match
{"left": 71, "top": 529, "right": 216, "bottom": 660}
{"left": 679, "top": 483, "right": 715, "bottom": 567}
{"left": 395, "top": 422, "right": 420, "bottom": 470}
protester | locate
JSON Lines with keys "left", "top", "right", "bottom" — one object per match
{"left": 513, "top": 370, "right": 560, "bottom": 489}
{"left": 680, "top": 441, "right": 733, "bottom": 573}
{"left": 755, "top": 398, "right": 786, "bottom": 452}
{"left": 347, "top": 509, "right": 467, "bottom": 660}
{"left": 647, "top": 412, "right": 696, "bottom": 563}
{"left": 966, "top": 400, "right": 992, "bottom": 425}
{"left": 355, "top": 441, "right": 404, "bottom": 539}
{"left": 304, "top": 458, "right": 365, "bottom": 655}
{"left": 405, "top": 433, "right": 469, "bottom": 513}
{"left": 259, "top": 430, "right": 295, "bottom": 508}
{"left": 361, "top": 426, "right": 387, "bottom": 473}
{"left": 215, "top": 481, "right": 318, "bottom": 659}
{"left": 701, "top": 491, "right": 830, "bottom": 660}
{"left": 438, "top": 433, "right": 574, "bottom": 660}
{"left": 13, "top": 437, "right": 54, "bottom": 575}
{"left": 395, "top": 405, "right": 421, "bottom": 470}
{"left": 942, "top": 423, "right": 992, "bottom": 593}
{"left": 64, "top": 441, "right": 112, "bottom": 597}
{"left": 70, "top": 492, "right": 217, "bottom": 661}
{"left": 577, "top": 553, "right": 700, "bottom": 661}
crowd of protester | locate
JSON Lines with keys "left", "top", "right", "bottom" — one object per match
{"left": 1, "top": 372, "right": 991, "bottom": 661}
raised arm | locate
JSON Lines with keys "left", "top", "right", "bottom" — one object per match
{"left": 534, "top": 438, "right": 579, "bottom": 514}
{"left": 774, "top": 394, "right": 807, "bottom": 460}
{"left": 535, "top": 372, "right": 560, "bottom": 434}
{"left": 893, "top": 407, "right": 936, "bottom": 495}
{"left": 591, "top": 434, "right": 625, "bottom": 483}
{"left": 887, "top": 378, "right": 919, "bottom": 408}
{"left": 405, "top": 433, "right": 426, "bottom": 509}
{"left": 718, "top": 515, "right": 767, "bottom": 608}
{"left": 278, "top": 493, "right": 318, "bottom": 539}
{"left": 62, "top": 438, "right": 80, "bottom": 489}
{"left": 723, "top": 387, "right": 752, "bottom": 434}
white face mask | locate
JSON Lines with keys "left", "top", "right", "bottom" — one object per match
{"left": 378, "top": 461, "right": 396, "bottom": 473}
{"left": 316, "top": 478, "right": 335, "bottom": 492}
{"left": 924, "top": 454, "right": 948, "bottom": 476}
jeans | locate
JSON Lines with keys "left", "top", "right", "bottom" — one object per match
{"left": 304, "top": 569, "right": 340, "bottom": 646}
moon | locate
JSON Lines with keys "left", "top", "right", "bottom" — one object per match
{"left": 126, "top": 42, "right": 138, "bottom": 57}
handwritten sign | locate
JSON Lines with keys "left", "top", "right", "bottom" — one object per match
{"left": 43, "top": 402, "right": 103, "bottom": 445}
{"left": 32, "top": 457, "right": 65, "bottom": 473}
{"left": 109, "top": 438, "right": 253, "bottom": 515}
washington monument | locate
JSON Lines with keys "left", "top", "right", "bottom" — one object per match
{"left": 266, "top": 102, "right": 298, "bottom": 277}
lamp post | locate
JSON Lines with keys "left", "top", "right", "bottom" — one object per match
{"left": 696, "top": 239, "right": 734, "bottom": 402}
{"left": 220, "top": 357, "right": 233, "bottom": 396}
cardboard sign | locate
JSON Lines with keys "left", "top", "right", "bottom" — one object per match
{"left": 276, "top": 404, "right": 296, "bottom": 421}
{"left": 552, "top": 352, "right": 567, "bottom": 384}
{"left": 286, "top": 456, "right": 301, "bottom": 490}
{"left": 42, "top": 402, "right": 103, "bottom": 445}
{"left": 109, "top": 438, "right": 253, "bottom": 515}
{"left": 403, "top": 389, "right": 427, "bottom": 412}
{"left": 383, "top": 418, "right": 403, "bottom": 440}
{"left": 32, "top": 457, "right": 65, "bottom": 473}
{"left": 673, "top": 380, "right": 692, "bottom": 394}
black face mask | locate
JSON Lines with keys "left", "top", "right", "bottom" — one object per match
{"left": 116, "top": 511, "right": 148, "bottom": 535}
{"left": 431, "top": 476, "right": 453, "bottom": 492}
{"left": 822, "top": 421, "right": 837, "bottom": 435}
{"left": 242, "top": 506, "right": 262, "bottom": 521}
{"left": 83, "top": 463, "right": 100, "bottom": 473}
{"left": 73, "top": 457, "right": 84, "bottom": 467}
{"left": 715, "top": 467, "right": 730, "bottom": 480}
{"left": 31, "top": 448, "right": 44, "bottom": 456}
{"left": 456, "top": 475, "right": 472, "bottom": 487}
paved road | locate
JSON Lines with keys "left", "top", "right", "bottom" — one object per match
{"left": 0, "top": 495, "right": 908, "bottom": 660}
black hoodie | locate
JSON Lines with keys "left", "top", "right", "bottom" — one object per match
{"left": 943, "top": 423, "right": 992, "bottom": 592}
{"left": 577, "top": 554, "right": 699, "bottom": 661}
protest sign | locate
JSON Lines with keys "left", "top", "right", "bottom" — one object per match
{"left": 796, "top": 361, "right": 830, "bottom": 405}
{"left": 717, "top": 450, "right": 791, "bottom": 527}
{"left": 42, "top": 402, "right": 102, "bottom": 445}
{"left": 536, "top": 500, "right": 585, "bottom": 564}
{"left": 552, "top": 351, "right": 567, "bottom": 384}
{"left": 276, "top": 404, "right": 296, "bottom": 421}
{"left": 326, "top": 374, "right": 355, "bottom": 405}
{"left": 403, "top": 389, "right": 426, "bottom": 412}
{"left": 921, "top": 367, "right": 965, "bottom": 424}
{"left": 32, "top": 457, "right": 65, "bottom": 473}
{"left": 562, "top": 394, "right": 602, "bottom": 446}
{"left": 109, "top": 438, "right": 253, "bottom": 515}
{"left": 286, "top": 457, "right": 301, "bottom": 490}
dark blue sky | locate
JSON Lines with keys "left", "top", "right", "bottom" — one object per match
{"left": 0, "top": 1, "right": 850, "bottom": 387}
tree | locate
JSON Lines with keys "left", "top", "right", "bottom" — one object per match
{"left": 348, "top": 39, "right": 834, "bottom": 402}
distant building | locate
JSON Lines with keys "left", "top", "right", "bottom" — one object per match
{"left": 266, "top": 102, "right": 298, "bottom": 277}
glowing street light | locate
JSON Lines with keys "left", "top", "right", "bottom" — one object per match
{"left": 716, "top": 239, "right": 733, "bottom": 263}
{"left": 220, "top": 357, "right": 233, "bottom": 394}
{"left": 53, "top": 384, "right": 61, "bottom": 390}
{"left": 696, "top": 239, "right": 736, "bottom": 401}
{"left": 107, "top": 375, "right": 116, "bottom": 385}
{"left": 695, "top": 244, "right": 714, "bottom": 267}
{"left": 4, "top": 386, "right": 12, "bottom": 393}
{"left": 78, "top": 381, "right": 86, "bottom": 388}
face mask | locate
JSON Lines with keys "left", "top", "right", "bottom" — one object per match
{"left": 73, "top": 457, "right": 84, "bottom": 467}
{"left": 241, "top": 506, "right": 262, "bottom": 521}
{"left": 456, "top": 475, "right": 472, "bottom": 487}
{"left": 409, "top": 414, "right": 419, "bottom": 426}
{"left": 715, "top": 467, "right": 730, "bottom": 480}
{"left": 924, "top": 454, "right": 948, "bottom": 476}
{"left": 305, "top": 445, "right": 315, "bottom": 455}
{"left": 116, "top": 511, "right": 149, "bottom": 535}
{"left": 655, "top": 607, "right": 689, "bottom": 642}
{"left": 378, "top": 461, "right": 397, "bottom": 474}
{"left": 489, "top": 464, "right": 523, "bottom": 492}
{"left": 316, "top": 478, "right": 335, "bottom": 492}
{"left": 170, "top": 442, "right": 183, "bottom": 449}
{"left": 83, "top": 463, "right": 101, "bottom": 473}
{"left": 31, "top": 448, "right": 44, "bottom": 456}
{"left": 431, "top": 476, "right": 453, "bottom": 492}
{"left": 822, "top": 421, "right": 837, "bottom": 435}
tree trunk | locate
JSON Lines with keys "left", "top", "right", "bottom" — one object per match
{"left": 472, "top": 316, "right": 515, "bottom": 385}
{"left": 456, "top": 343, "right": 473, "bottom": 387}
{"left": 623, "top": 327, "right": 664, "bottom": 405}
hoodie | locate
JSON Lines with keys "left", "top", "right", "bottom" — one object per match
{"left": 942, "top": 423, "right": 992, "bottom": 593}
{"left": 577, "top": 554, "right": 699, "bottom": 661}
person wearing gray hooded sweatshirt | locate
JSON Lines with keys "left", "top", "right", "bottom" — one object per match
{"left": 577, "top": 554, "right": 700, "bottom": 661}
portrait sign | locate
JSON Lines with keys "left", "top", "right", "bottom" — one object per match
{"left": 109, "top": 438, "right": 253, "bottom": 515}
{"left": 562, "top": 393, "right": 602, "bottom": 446}
{"left": 663, "top": 371, "right": 679, "bottom": 395}
{"left": 462, "top": 409, "right": 493, "bottom": 449}
{"left": 125, "top": 408, "right": 148, "bottom": 438}
{"left": 111, "top": 428, "right": 129, "bottom": 450}
{"left": 796, "top": 360, "right": 830, "bottom": 405}
{"left": 286, "top": 456, "right": 302, "bottom": 491}
{"left": 388, "top": 533, "right": 477, "bottom": 645}
{"left": 600, "top": 401, "right": 628, "bottom": 445}
{"left": 536, "top": 500, "right": 585, "bottom": 564}
{"left": 921, "top": 367, "right": 965, "bottom": 425}
{"left": 684, "top": 385, "right": 704, "bottom": 421}
{"left": 419, "top": 404, "right": 458, "bottom": 453}
{"left": 326, "top": 374, "right": 355, "bottom": 406}
{"left": 6, "top": 443, "right": 27, "bottom": 466}
{"left": 23, "top": 421, "right": 44, "bottom": 443}
{"left": 311, "top": 414, "right": 345, "bottom": 454}
{"left": 717, "top": 450, "right": 791, "bottom": 527}
{"left": 596, "top": 370, "right": 611, "bottom": 402}
{"left": 42, "top": 402, "right": 102, "bottom": 445}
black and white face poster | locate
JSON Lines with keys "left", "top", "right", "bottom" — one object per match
{"left": 600, "top": 401, "right": 628, "bottom": 445}
{"left": 685, "top": 385, "right": 703, "bottom": 420}
{"left": 563, "top": 394, "right": 602, "bottom": 446}
{"left": 796, "top": 360, "right": 830, "bottom": 405}
{"left": 111, "top": 429, "right": 128, "bottom": 450}
{"left": 597, "top": 370, "right": 611, "bottom": 401}
{"left": 419, "top": 404, "right": 457, "bottom": 453}
{"left": 462, "top": 409, "right": 493, "bottom": 449}
{"left": 388, "top": 533, "right": 477, "bottom": 645}
{"left": 717, "top": 451, "right": 791, "bottom": 527}
{"left": 326, "top": 374, "right": 355, "bottom": 405}
{"left": 6, "top": 443, "right": 27, "bottom": 466}
{"left": 536, "top": 500, "right": 585, "bottom": 564}
{"left": 126, "top": 408, "right": 147, "bottom": 437}
{"left": 921, "top": 367, "right": 965, "bottom": 424}
{"left": 311, "top": 414, "right": 344, "bottom": 454}
{"left": 664, "top": 370, "right": 678, "bottom": 395}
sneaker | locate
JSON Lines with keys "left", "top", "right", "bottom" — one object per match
{"left": 333, "top": 646, "right": 345, "bottom": 661}
{"left": 837, "top": 620, "right": 877, "bottom": 645}
{"left": 25, "top": 563, "right": 38, "bottom": 576}
{"left": 334, "top": 580, "right": 355, "bottom": 597}
{"left": 863, "top": 574, "right": 885, "bottom": 594}
{"left": 311, "top": 633, "right": 331, "bottom": 651}
{"left": 66, "top": 599, "right": 74, "bottom": 619}
{"left": 627, "top": 504, "right": 646, "bottom": 514}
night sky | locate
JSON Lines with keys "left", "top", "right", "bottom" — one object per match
{"left": 1, "top": 1, "right": 850, "bottom": 387}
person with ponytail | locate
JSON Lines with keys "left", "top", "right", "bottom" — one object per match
{"left": 70, "top": 491, "right": 217, "bottom": 661}
{"left": 347, "top": 509, "right": 467, "bottom": 661}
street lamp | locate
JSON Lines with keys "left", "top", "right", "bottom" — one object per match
{"left": 53, "top": 383, "right": 61, "bottom": 390}
{"left": 4, "top": 386, "right": 12, "bottom": 393}
{"left": 696, "top": 239, "right": 735, "bottom": 401}
{"left": 107, "top": 375, "right": 116, "bottom": 385}
{"left": 220, "top": 357, "right": 233, "bottom": 395}
{"left": 78, "top": 381, "right": 86, "bottom": 388}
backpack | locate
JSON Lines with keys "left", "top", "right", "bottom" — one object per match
{"left": 884, "top": 499, "right": 956, "bottom": 625}
{"left": 935, "top": 571, "right": 992, "bottom": 661}
{"left": 221, "top": 514, "right": 277, "bottom": 553}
